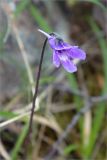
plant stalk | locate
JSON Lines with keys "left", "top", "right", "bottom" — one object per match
{"left": 28, "top": 38, "right": 48, "bottom": 134}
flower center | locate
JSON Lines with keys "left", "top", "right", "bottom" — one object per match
{"left": 58, "top": 53, "right": 68, "bottom": 61}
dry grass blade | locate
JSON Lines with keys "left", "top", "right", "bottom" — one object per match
{"left": 12, "top": 22, "right": 35, "bottom": 94}
{"left": 0, "top": 110, "right": 62, "bottom": 134}
{"left": 0, "top": 139, "right": 10, "bottom": 160}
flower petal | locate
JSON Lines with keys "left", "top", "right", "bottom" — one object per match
{"left": 38, "top": 29, "right": 51, "bottom": 38}
{"left": 48, "top": 37, "right": 57, "bottom": 49}
{"left": 69, "top": 46, "right": 86, "bottom": 60}
{"left": 48, "top": 37, "right": 72, "bottom": 50}
{"left": 53, "top": 51, "right": 60, "bottom": 67}
{"left": 61, "top": 59, "right": 77, "bottom": 73}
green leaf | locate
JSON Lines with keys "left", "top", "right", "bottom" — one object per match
{"left": 83, "top": 18, "right": 107, "bottom": 158}
{"left": 64, "top": 144, "right": 78, "bottom": 155}
{"left": 11, "top": 122, "right": 29, "bottom": 160}
{"left": 82, "top": 0, "right": 107, "bottom": 11}
{"left": 67, "top": 74, "right": 83, "bottom": 138}
{"left": 0, "top": 111, "right": 16, "bottom": 119}
{"left": 29, "top": 4, "right": 52, "bottom": 33}
{"left": 15, "top": 0, "right": 30, "bottom": 17}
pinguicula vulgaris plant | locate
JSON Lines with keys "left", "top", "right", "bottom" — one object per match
{"left": 28, "top": 29, "right": 86, "bottom": 134}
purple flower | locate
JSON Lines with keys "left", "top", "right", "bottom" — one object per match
{"left": 38, "top": 29, "right": 86, "bottom": 73}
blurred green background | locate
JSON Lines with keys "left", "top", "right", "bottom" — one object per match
{"left": 0, "top": 0, "right": 106, "bottom": 160}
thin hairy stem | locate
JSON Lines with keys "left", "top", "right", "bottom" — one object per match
{"left": 28, "top": 38, "right": 48, "bottom": 134}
